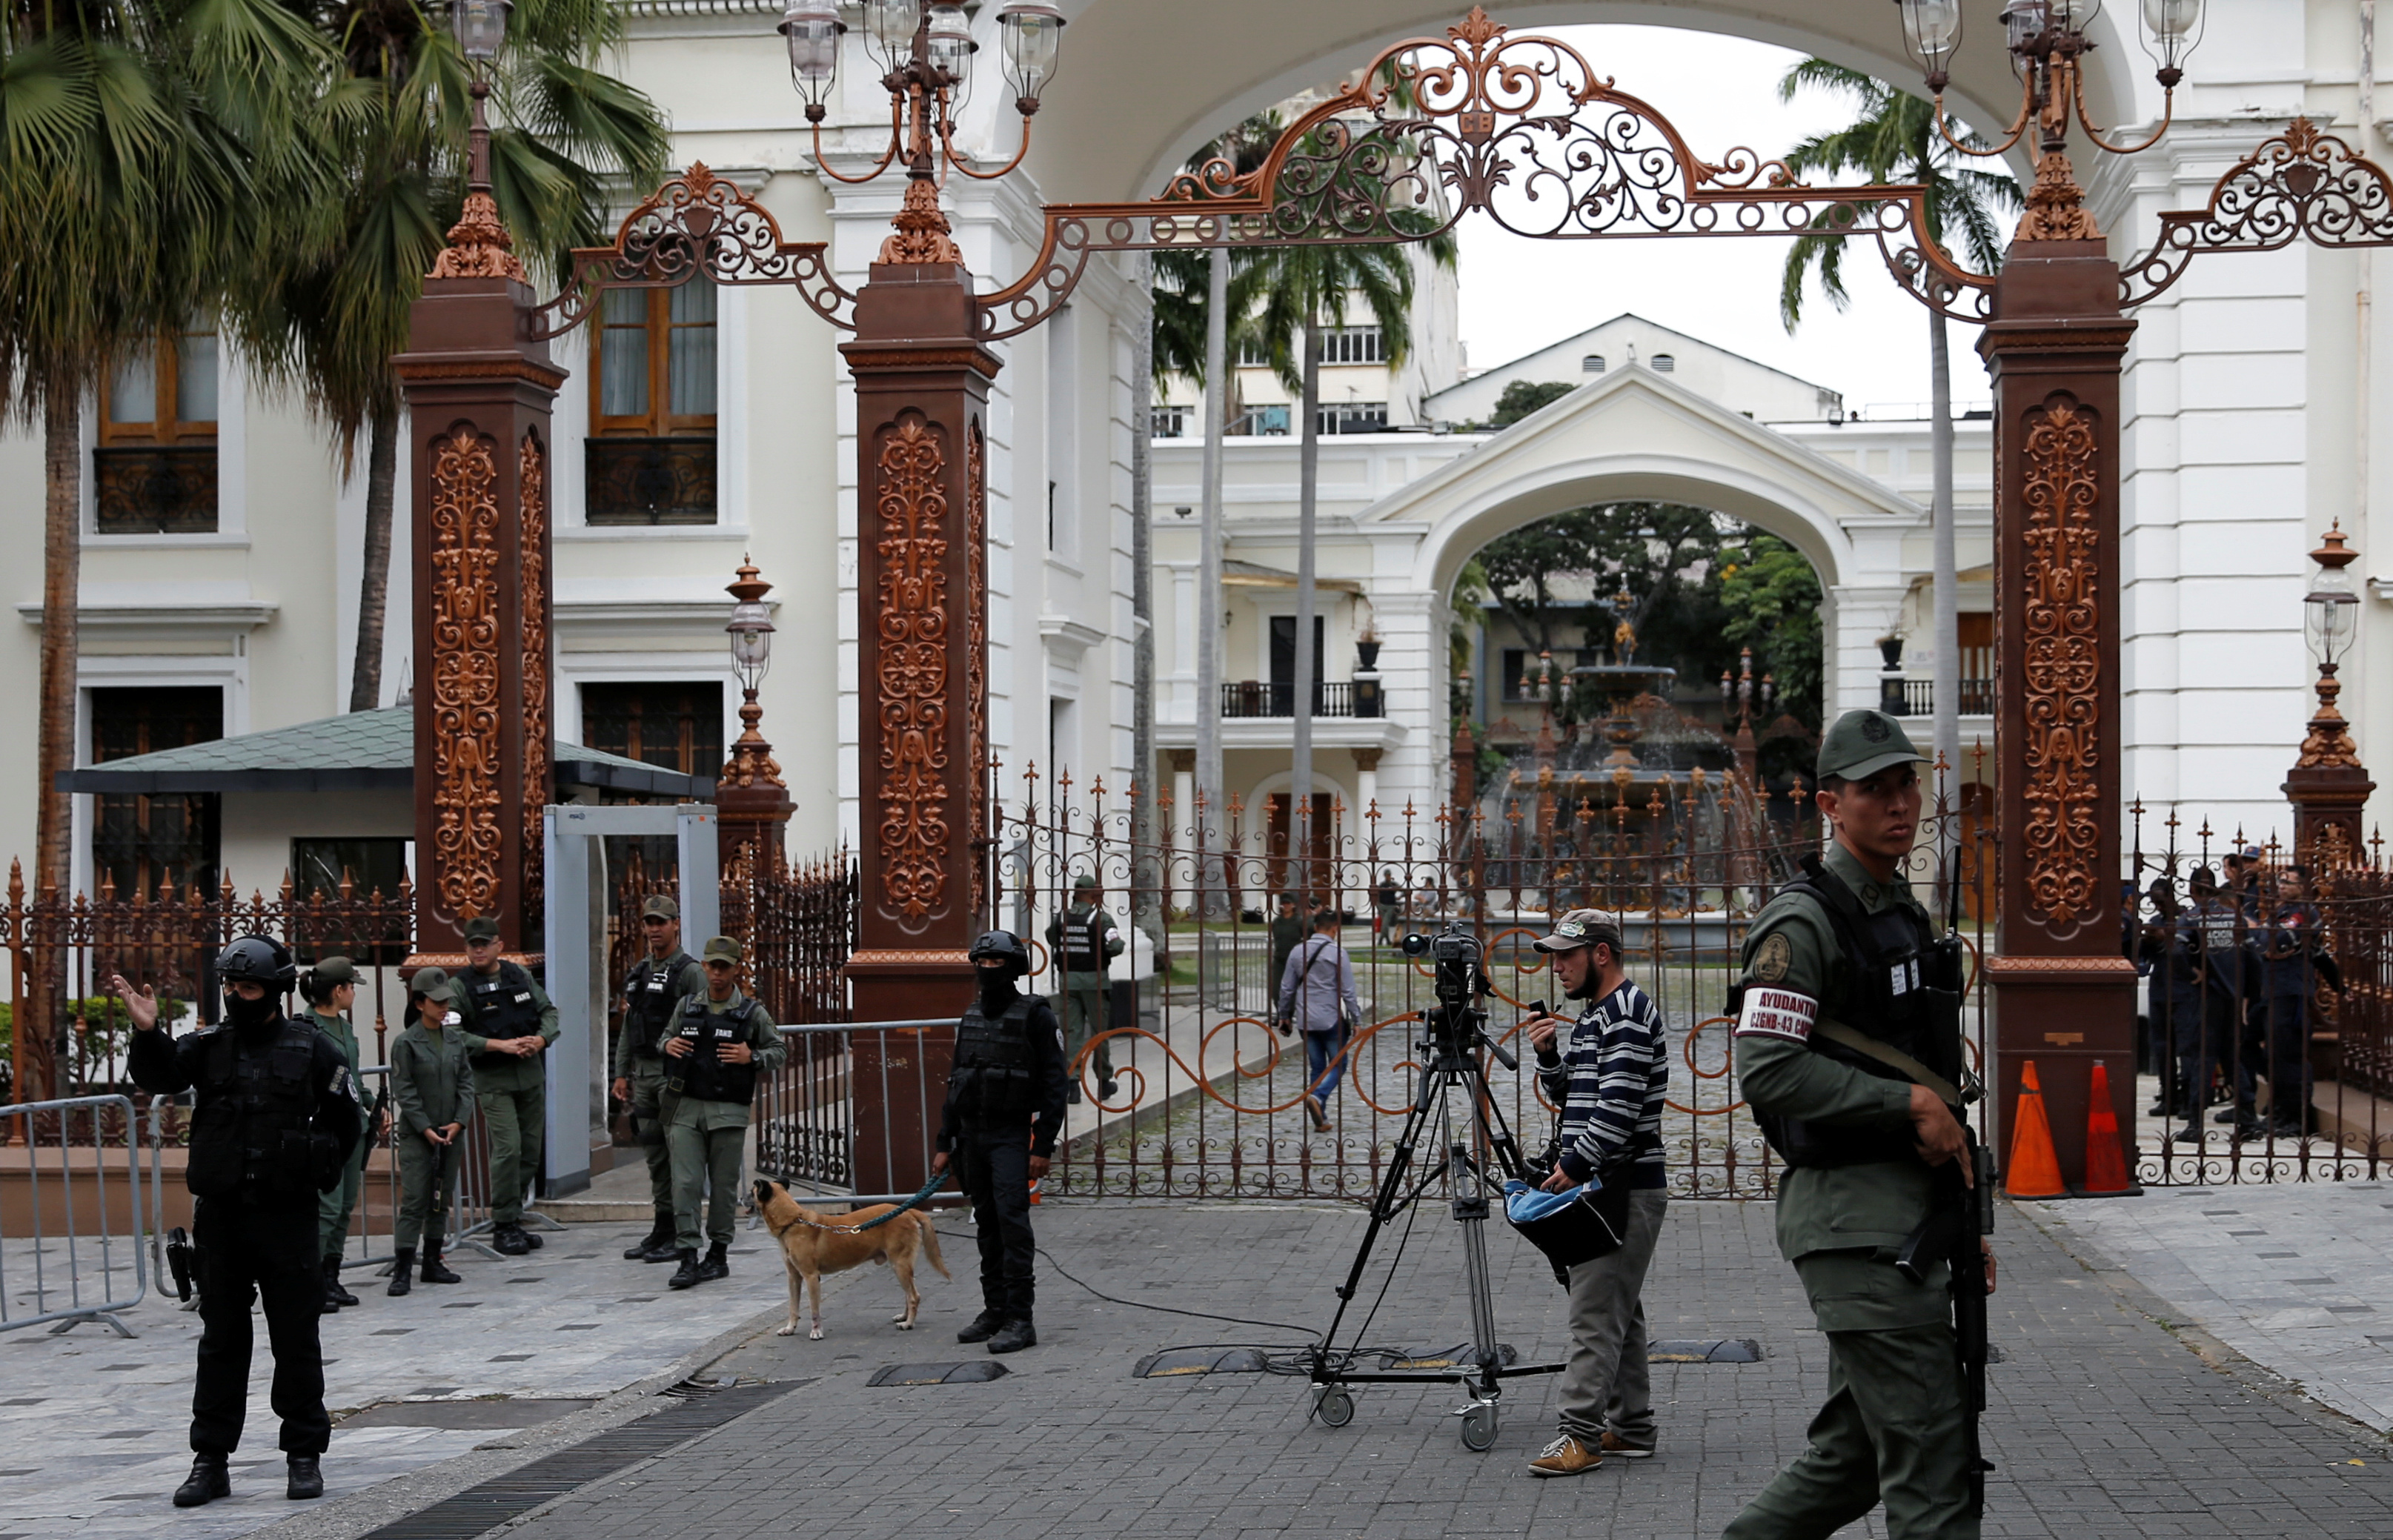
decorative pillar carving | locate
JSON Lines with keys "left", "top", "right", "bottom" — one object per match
{"left": 1975, "top": 239, "right": 2137, "bottom": 1192}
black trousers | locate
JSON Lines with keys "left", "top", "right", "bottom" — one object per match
{"left": 952, "top": 1124, "right": 1036, "bottom": 1319}
{"left": 191, "top": 1197, "right": 330, "bottom": 1456}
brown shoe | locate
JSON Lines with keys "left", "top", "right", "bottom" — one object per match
{"left": 1303, "top": 1095, "right": 1330, "bottom": 1132}
{"left": 1600, "top": 1430, "right": 1656, "bottom": 1460}
{"left": 1527, "top": 1434, "right": 1602, "bottom": 1477}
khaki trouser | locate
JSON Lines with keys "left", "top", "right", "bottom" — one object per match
{"left": 316, "top": 1125, "right": 369, "bottom": 1259}
{"left": 1058, "top": 982, "right": 1111, "bottom": 1079}
{"left": 479, "top": 1075, "right": 545, "bottom": 1224}
{"left": 668, "top": 1098, "right": 749, "bottom": 1250}
{"left": 396, "top": 1136, "right": 461, "bottom": 1252}
{"left": 625, "top": 1059, "right": 672, "bottom": 1218}
{"left": 1555, "top": 1187, "right": 1667, "bottom": 1444}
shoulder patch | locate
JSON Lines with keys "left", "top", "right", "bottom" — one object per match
{"left": 1733, "top": 986, "right": 1818, "bottom": 1044}
{"left": 1750, "top": 932, "right": 1793, "bottom": 985}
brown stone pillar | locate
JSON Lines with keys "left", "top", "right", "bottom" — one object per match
{"left": 1975, "top": 239, "right": 2137, "bottom": 1191}
{"left": 391, "top": 223, "right": 561, "bottom": 960}
{"left": 838, "top": 259, "right": 1000, "bottom": 1194}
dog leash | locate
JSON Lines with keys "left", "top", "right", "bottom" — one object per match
{"left": 776, "top": 1169, "right": 949, "bottom": 1233}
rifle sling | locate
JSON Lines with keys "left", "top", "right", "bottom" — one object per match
{"left": 1810, "top": 1017, "right": 1965, "bottom": 1110}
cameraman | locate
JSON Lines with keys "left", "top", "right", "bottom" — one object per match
{"left": 1519, "top": 911, "right": 1668, "bottom": 1478}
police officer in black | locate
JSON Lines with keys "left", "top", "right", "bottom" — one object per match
{"left": 118, "top": 937, "right": 362, "bottom": 1508}
{"left": 929, "top": 931, "right": 1069, "bottom": 1355}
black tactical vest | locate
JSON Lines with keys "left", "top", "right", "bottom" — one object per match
{"left": 666, "top": 996, "right": 763, "bottom": 1106}
{"left": 185, "top": 1017, "right": 329, "bottom": 1204}
{"left": 952, "top": 993, "right": 1039, "bottom": 1121}
{"left": 625, "top": 952, "right": 694, "bottom": 1057}
{"left": 1061, "top": 909, "right": 1106, "bottom": 970}
{"left": 467, "top": 962, "right": 545, "bottom": 1067}
{"left": 1740, "top": 856, "right": 1965, "bottom": 1169}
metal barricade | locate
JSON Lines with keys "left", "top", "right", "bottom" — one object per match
{"left": 755, "top": 1019, "right": 946, "bottom": 1204}
{"left": 1, "top": 1094, "right": 147, "bottom": 1337}
{"left": 327, "top": 1066, "right": 403, "bottom": 1276}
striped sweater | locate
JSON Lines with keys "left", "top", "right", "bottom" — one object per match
{"left": 1538, "top": 978, "right": 1668, "bottom": 1190}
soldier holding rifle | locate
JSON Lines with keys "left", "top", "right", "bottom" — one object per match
{"left": 1722, "top": 709, "right": 1995, "bottom": 1540}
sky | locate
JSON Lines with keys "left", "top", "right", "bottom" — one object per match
{"left": 1453, "top": 25, "right": 2005, "bottom": 416}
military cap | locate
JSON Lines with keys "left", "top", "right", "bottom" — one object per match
{"left": 701, "top": 936, "right": 743, "bottom": 966}
{"left": 462, "top": 915, "right": 501, "bottom": 943}
{"left": 1816, "top": 708, "right": 1929, "bottom": 785}
{"left": 310, "top": 955, "right": 359, "bottom": 987}
{"left": 1072, "top": 873, "right": 1100, "bottom": 894}
{"left": 640, "top": 894, "right": 680, "bottom": 921}
{"left": 1533, "top": 908, "right": 1623, "bottom": 955}
{"left": 408, "top": 966, "right": 452, "bottom": 1000}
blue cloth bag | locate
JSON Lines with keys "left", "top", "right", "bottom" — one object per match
{"left": 1502, "top": 1175, "right": 1630, "bottom": 1267}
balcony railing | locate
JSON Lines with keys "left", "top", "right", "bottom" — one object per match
{"left": 1895, "top": 677, "right": 1994, "bottom": 716}
{"left": 93, "top": 445, "right": 217, "bottom": 534}
{"left": 1221, "top": 680, "right": 1380, "bottom": 719}
{"left": 586, "top": 434, "right": 717, "bottom": 525}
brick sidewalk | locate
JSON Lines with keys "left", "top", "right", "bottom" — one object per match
{"left": 465, "top": 1196, "right": 2393, "bottom": 1540}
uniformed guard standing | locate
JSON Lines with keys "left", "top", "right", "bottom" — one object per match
{"left": 1722, "top": 711, "right": 1995, "bottom": 1540}
{"left": 388, "top": 969, "right": 475, "bottom": 1296}
{"left": 2253, "top": 866, "right": 2332, "bottom": 1139}
{"left": 302, "top": 957, "right": 375, "bottom": 1313}
{"left": 2177, "top": 867, "right": 2252, "bottom": 1142}
{"left": 611, "top": 896, "right": 706, "bottom": 1263}
{"left": 663, "top": 937, "right": 786, "bottom": 1288}
{"left": 117, "top": 937, "right": 362, "bottom": 1508}
{"left": 1043, "top": 874, "right": 1123, "bottom": 1101}
{"left": 453, "top": 915, "right": 559, "bottom": 1253}
{"left": 929, "top": 931, "right": 1070, "bottom": 1355}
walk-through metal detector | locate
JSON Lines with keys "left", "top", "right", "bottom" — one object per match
{"left": 541, "top": 804, "right": 719, "bottom": 1197}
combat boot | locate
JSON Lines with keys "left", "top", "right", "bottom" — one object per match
{"left": 323, "top": 1256, "right": 359, "bottom": 1309}
{"left": 173, "top": 1453, "right": 230, "bottom": 1507}
{"left": 286, "top": 1455, "right": 324, "bottom": 1500}
{"left": 986, "top": 1318, "right": 1038, "bottom": 1355}
{"left": 521, "top": 1224, "right": 545, "bottom": 1249}
{"left": 956, "top": 1308, "right": 1006, "bottom": 1344}
{"left": 420, "top": 1245, "right": 462, "bottom": 1285}
{"left": 623, "top": 1215, "right": 672, "bottom": 1261}
{"left": 639, "top": 1230, "right": 683, "bottom": 1263}
{"left": 667, "top": 1248, "right": 704, "bottom": 1290}
{"left": 492, "top": 1224, "right": 531, "bottom": 1256}
{"left": 695, "top": 1241, "right": 730, "bottom": 1283}
{"left": 387, "top": 1249, "right": 414, "bottom": 1296}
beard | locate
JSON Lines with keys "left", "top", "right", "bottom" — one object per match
{"left": 1564, "top": 961, "right": 1602, "bottom": 1000}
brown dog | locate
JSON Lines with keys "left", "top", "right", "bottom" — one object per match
{"left": 752, "top": 1178, "right": 951, "bottom": 1341}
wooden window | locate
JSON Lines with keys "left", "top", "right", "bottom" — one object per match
{"left": 95, "top": 321, "right": 219, "bottom": 534}
{"left": 1957, "top": 613, "right": 1994, "bottom": 714}
{"left": 90, "top": 686, "right": 222, "bottom": 902}
{"left": 587, "top": 282, "right": 718, "bottom": 524}
{"left": 580, "top": 682, "right": 724, "bottom": 778}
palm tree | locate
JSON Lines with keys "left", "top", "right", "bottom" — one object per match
{"left": 0, "top": 0, "right": 333, "bottom": 1095}
{"left": 1777, "top": 59, "right": 2017, "bottom": 839}
{"left": 245, "top": 0, "right": 668, "bottom": 712}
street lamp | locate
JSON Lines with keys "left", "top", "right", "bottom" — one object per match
{"left": 2283, "top": 521, "right": 2374, "bottom": 867}
{"left": 782, "top": 0, "right": 1065, "bottom": 184}
{"left": 429, "top": 0, "right": 524, "bottom": 281}
{"left": 2305, "top": 520, "right": 2360, "bottom": 679}
{"left": 1897, "top": 0, "right": 2205, "bottom": 161}
{"left": 726, "top": 558, "right": 777, "bottom": 703}
{"left": 717, "top": 559, "right": 791, "bottom": 867}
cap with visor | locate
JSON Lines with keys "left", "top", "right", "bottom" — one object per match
{"left": 1816, "top": 708, "right": 1931, "bottom": 784}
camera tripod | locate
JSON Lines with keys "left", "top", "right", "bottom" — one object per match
{"left": 1307, "top": 998, "right": 1565, "bottom": 1451}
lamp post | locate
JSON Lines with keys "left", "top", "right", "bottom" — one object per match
{"left": 718, "top": 560, "right": 794, "bottom": 872}
{"left": 2283, "top": 522, "right": 2375, "bottom": 868}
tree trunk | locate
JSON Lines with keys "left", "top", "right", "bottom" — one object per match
{"left": 1130, "top": 256, "right": 1160, "bottom": 943}
{"left": 1291, "top": 300, "right": 1320, "bottom": 906}
{"left": 1195, "top": 250, "right": 1229, "bottom": 916}
{"left": 350, "top": 397, "right": 400, "bottom": 711}
{"left": 30, "top": 385, "right": 82, "bottom": 1101}
{"left": 1929, "top": 308, "right": 1961, "bottom": 903}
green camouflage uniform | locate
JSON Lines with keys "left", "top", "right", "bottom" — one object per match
{"left": 614, "top": 949, "right": 706, "bottom": 1222}
{"left": 1045, "top": 898, "right": 1123, "bottom": 1083}
{"left": 390, "top": 1000, "right": 477, "bottom": 1252}
{"left": 456, "top": 963, "right": 560, "bottom": 1226}
{"left": 666, "top": 985, "right": 786, "bottom": 1251}
{"left": 311, "top": 1006, "right": 370, "bottom": 1259}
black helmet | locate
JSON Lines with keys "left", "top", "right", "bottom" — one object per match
{"left": 968, "top": 930, "right": 1029, "bottom": 973}
{"left": 217, "top": 935, "right": 297, "bottom": 989}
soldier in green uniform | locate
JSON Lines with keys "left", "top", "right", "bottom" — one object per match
{"left": 1043, "top": 874, "right": 1123, "bottom": 1101}
{"left": 453, "top": 916, "right": 559, "bottom": 1255}
{"left": 611, "top": 896, "right": 706, "bottom": 1263}
{"left": 1722, "top": 708, "right": 1996, "bottom": 1540}
{"left": 663, "top": 937, "right": 786, "bottom": 1290}
{"left": 388, "top": 970, "right": 474, "bottom": 1296}
{"left": 304, "top": 957, "right": 374, "bottom": 1312}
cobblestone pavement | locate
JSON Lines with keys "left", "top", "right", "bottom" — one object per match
{"left": 2020, "top": 1181, "right": 2393, "bottom": 1432}
{"left": 448, "top": 1195, "right": 2393, "bottom": 1540}
{"left": 0, "top": 1219, "right": 786, "bottom": 1540}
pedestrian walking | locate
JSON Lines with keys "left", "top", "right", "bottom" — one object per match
{"left": 663, "top": 937, "right": 786, "bottom": 1290}
{"left": 1275, "top": 908, "right": 1361, "bottom": 1133}
{"left": 118, "top": 937, "right": 362, "bottom": 1507}
{"left": 1722, "top": 710, "right": 1994, "bottom": 1540}
{"left": 1375, "top": 869, "right": 1402, "bottom": 940}
{"left": 1519, "top": 909, "right": 1670, "bottom": 1478}
{"left": 611, "top": 895, "right": 706, "bottom": 1263}
{"left": 302, "top": 957, "right": 376, "bottom": 1313}
{"left": 388, "top": 969, "right": 475, "bottom": 1296}
{"left": 1044, "top": 874, "right": 1123, "bottom": 1101}
{"left": 1267, "top": 895, "right": 1306, "bottom": 1019}
{"left": 932, "top": 931, "right": 1069, "bottom": 1355}
{"left": 454, "top": 915, "right": 558, "bottom": 1254}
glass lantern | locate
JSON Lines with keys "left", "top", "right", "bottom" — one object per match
{"left": 454, "top": 0, "right": 511, "bottom": 62}
{"left": 780, "top": 0, "right": 843, "bottom": 114}
{"left": 997, "top": 2, "right": 1065, "bottom": 107}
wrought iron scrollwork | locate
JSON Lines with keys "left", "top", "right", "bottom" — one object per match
{"left": 524, "top": 163, "right": 856, "bottom": 340}
{"left": 2122, "top": 117, "right": 2393, "bottom": 308}
{"left": 978, "top": 7, "right": 1992, "bottom": 339}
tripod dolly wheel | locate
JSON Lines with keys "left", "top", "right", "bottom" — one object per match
{"left": 1458, "top": 1401, "right": 1498, "bottom": 1451}
{"left": 1313, "top": 1387, "right": 1355, "bottom": 1428}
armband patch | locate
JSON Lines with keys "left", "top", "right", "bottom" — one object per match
{"left": 1734, "top": 987, "right": 1818, "bottom": 1043}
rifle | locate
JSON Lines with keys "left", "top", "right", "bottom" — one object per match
{"left": 1896, "top": 1138, "right": 1997, "bottom": 1517}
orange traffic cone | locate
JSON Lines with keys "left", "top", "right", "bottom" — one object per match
{"left": 2080, "top": 1061, "right": 2138, "bottom": 1197}
{"left": 2004, "top": 1060, "right": 2068, "bottom": 1199}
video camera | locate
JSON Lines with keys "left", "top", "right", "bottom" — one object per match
{"left": 1402, "top": 923, "right": 1488, "bottom": 1013}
